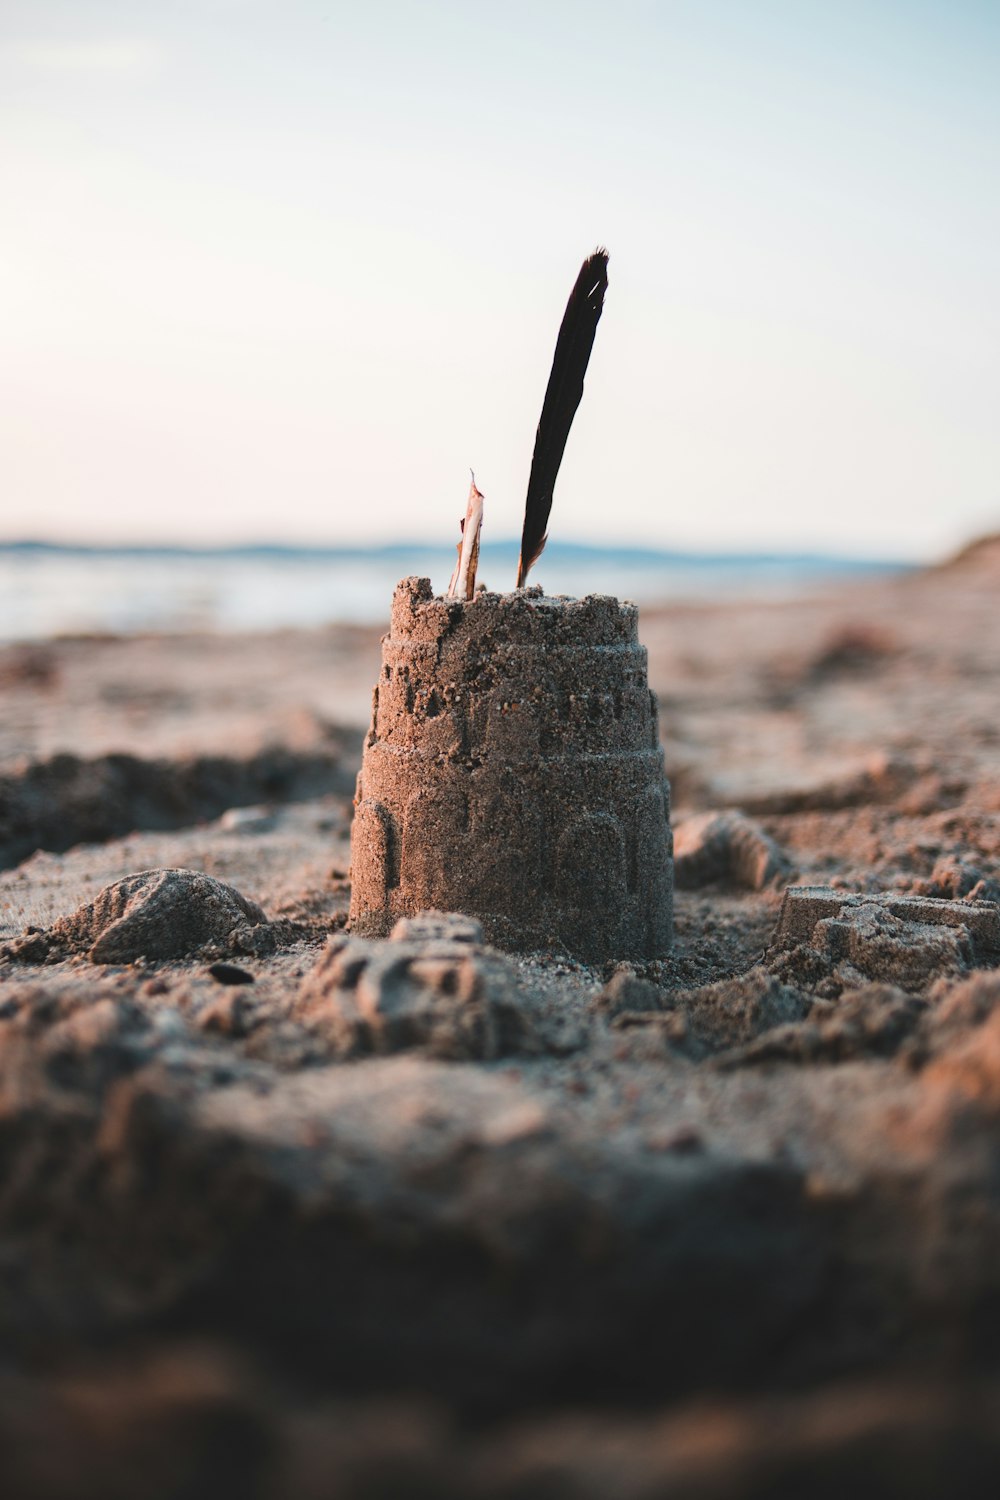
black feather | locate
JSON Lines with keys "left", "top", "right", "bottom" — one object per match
{"left": 517, "top": 249, "right": 609, "bottom": 588}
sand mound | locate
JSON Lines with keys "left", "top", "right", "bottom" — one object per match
{"left": 673, "top": 809, "right": 792, "bottom": 890}
{"left": 2, "top": 868, "right": 267, "bottom": 964}
{"left": 0, "top": 742, "right": 358, "bottom": 871}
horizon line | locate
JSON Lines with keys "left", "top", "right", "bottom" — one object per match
{"left": 0, "top": 536, "right": 914, "bottom": 569}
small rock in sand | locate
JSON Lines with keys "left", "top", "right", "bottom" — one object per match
{"left": 207, "top": 962, "right": 256, "bottom": 986}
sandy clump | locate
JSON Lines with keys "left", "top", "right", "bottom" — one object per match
{"left": 2, "top": 868, "right": 267, "bottom": 964}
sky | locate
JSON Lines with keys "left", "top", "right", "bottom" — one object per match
{"left": 1, "top": 0, "right": 998, "bottom": 559}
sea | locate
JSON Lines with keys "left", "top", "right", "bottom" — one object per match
{"left": 0, "top": 541, "right": 909, "bottom": 643}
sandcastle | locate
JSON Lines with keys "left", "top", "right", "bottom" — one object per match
{"left": 349, "top": 576, "right": 673, "bottom": 963}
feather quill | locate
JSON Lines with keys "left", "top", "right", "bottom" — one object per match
{"left": 516, "top": 249, "right": 608, "bottom": 588}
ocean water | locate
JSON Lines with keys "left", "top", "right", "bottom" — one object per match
{"left": 0, "top": 542, "right": 908, "bottom": 643}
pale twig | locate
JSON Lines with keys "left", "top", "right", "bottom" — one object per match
{"left": 447, "top": 471, "right": 484, "bottom": 600}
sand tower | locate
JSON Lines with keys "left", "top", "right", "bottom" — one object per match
{"left": 349, "top": 576, "right": 673, "bottom": 964}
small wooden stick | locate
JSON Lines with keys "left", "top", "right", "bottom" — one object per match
{"left": 447, "top": 471, "right": 484, "bottom": 600}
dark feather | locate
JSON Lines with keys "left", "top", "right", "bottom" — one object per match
{"left": 516, "top": 249, "right": 609, "bottom": 588}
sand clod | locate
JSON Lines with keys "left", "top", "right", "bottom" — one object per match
{"left": 297, "top": 910, "right": 533, "bottom": 1059}
{"left": 674, "top": 808, "right": 793, "bottom": 890}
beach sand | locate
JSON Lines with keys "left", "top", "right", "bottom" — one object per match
{"left": 1, "top": 538, "right": 998, "bottom": 1496}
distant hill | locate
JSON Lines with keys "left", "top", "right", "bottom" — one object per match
{"left": 937, "top": 532, "right": 1000, "bottom": 578}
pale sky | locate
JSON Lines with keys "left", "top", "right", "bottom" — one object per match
{"left": 2, "top": 0, "right": 998, "bottom": 558}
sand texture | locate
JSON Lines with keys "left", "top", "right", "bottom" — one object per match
{"left": 0, "top": 543, "right": 999, "bottom": 1496}
{"left": 350, "top": 578, "right": 673, "bottom": 959}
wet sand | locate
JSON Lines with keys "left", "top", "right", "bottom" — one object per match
{"left": 0, "top": 538, "right": 998, "bottom": 1497}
